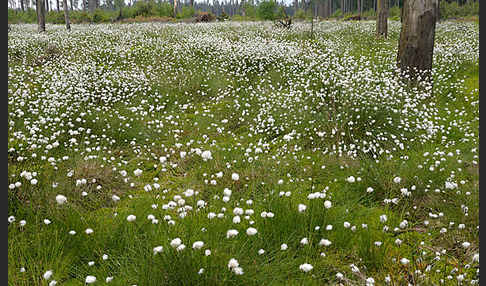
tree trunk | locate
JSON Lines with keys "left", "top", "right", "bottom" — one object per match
{"left": 357, "top": 0, "right": 360, "bottom": 17}
{"left": 37, "top": 0, "right": 46, "bottom": 32}
{"left": 397, "top": 0, "right": 438, "bottom": 80}
{"left": 63, "top": 0, "right": 70, "bottom": 30}
{"left": 70, "top": 0, "right": 73, "bottom": 10}
{"left": 173, "top": 0, "right": 177, "bottom": 18}
{"left": 57, "top": 0, "right": 60, "bottom": 10}
{"left": 88, "top": 0, "right": 95, "bottom": 12}
{"left": 20, "top": 0, "right": 25, "bottom": 11}
{"left": 46, "top": 0, "right": 49, "bottom": 11}
{"left": 376, "top": 0, "right": 388, "bottom": 38}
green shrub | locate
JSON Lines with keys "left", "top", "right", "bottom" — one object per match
{"left": 330, "top": 9, "right": 342, "bottom": 18}
{"left": 241, "top": 2, "right": 258, "bottom": 18}
{"left": 155, "top": 2, "right": 174, "bottom": 18}
{"left": 388, "top": 5, "right": 400, "bottom": 18}
{"left": 257, "top": 0, "right": 278, "bottom": 20}
{"left": 360, "top": 8, "right": 375, "bottom": 19}
{"left": 440, "top": 1, "right": 479, "bottom": 19}
{"left": 46, "top": 11, "right": 66, "bottom": 24}
{"left": 177, "top": 6, "right": 196, "bottom": 18}
{"left": 70, "top": 10, "right": 92, "bottom": 23}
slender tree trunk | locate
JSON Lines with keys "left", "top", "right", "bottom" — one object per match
{"left": 57, "top": 0, "right": 60, "bottom": 10}
{"left": 20, "top": 0, "right": 25, "bottom": 11}
{"left": 37, "top": 0, "right": 46, "bottom": 32}
{"left": 70, "top": 0, "right": 73, "bottom": 10}
{"left": 397, "top": 0, "right": 438, "bottom": 79}
{"left": 46, "top": 0, "right": 50, "bottom": 11}
{"left": 88, "top": 0, "right": 95, "bottom": 12}
{"left": 173, "top": 0, "right": 178, "bottom": 17}
{"left": 63, "top": 0, "right": 70, "bottom": 30}
{"left": 357, "top": 0, "right": 361, "bottom": 17}
{"left": 376, "top": 0, "right": 388, "bottom": 38}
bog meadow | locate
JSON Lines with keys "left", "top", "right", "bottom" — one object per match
{"left": 7, "top": 1, "right": 479, "bottom": 285}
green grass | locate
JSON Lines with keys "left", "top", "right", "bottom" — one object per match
{"left": 8, "top": 21, "right": 479, "bottom": 285}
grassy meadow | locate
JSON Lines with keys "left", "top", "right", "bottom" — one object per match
{"left": 7, "top": 20, "right": 479, "bottom": 285}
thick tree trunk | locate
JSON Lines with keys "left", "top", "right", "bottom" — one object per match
{"left": 63, "top": 0, "right": 70, "bottom": 30}
{"left": 376, "top": 0, "right": 388, "bottom": 38}
{"left": 37, "top": 0, "right": 46, "bottom": 32}
{"left": 397, "top": 0, "right": 438, "bottom": 79}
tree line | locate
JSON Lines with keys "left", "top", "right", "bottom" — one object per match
{"left": 8, "top": 0, "right": 478, "bottom": 21}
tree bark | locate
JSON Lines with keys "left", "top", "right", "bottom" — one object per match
{"left": 20, "top": 0, "right": 25, "bottom": 11}
{"left": 173, "top": 0, "right": 178, "bottom": 18}
{"left": 376, "top": 0, "right": 388, "bottom": 38}
{"left": 357, "top": 0, "right": 361, "bottom": 17}
{"left": 46, "top": 0, "right": 50, "bottom": 11}
{"left": 57, "top": 0, "right": 60, "bottom": 10}
{"left": 88, "top": 0, "right": 96, "bottom": 12}
{"left": 37, "top": 0, "right": 46, "bottom": 32}
{"left": 63, "top": 0, "right": 70, "bottom": 30}
{"left": 397, "top": 0, "right": 438, "bottom": 79}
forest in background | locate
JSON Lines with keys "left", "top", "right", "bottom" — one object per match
{"left": 8, "top": 0, "right": 479, "bottom": 24}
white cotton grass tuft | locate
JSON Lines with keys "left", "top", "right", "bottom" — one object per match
{"left": 153, "top": 246, "right": 163, "bottom": 254}
{"left": 192, "top": 241, "right": 204, "bottom": 249}
{"left": 298, "top": 204, "right": 307, "bottom": 212}
{"left": 400, "top": 258, "right": 410, "bottom": 265}
{"left": 246, "top": 227, "right": 258, "bottom": 236}
{"left": 319, "top": 239, "right": 332, "bottom": 246}
{"left": 226, "top": 229, "right": 239, "bottom": 238}
{"left": 85, "top": 275, "right": 97, "bottom": 284}
{"left": 170, "top": 238, "right": 182, "bottom": 248}
{"left": 228, "top": 258, "right": 240, "bottom": 269}
{"left": 324, "top": 200, "right": 332, "bottom": 209}
{"left": 299, "top": 263, "right": 313, "bottom": 272}
{"left": 43, "top": 270, "right": 53, "bottom": 280}
{"left": 55, "top": 194, "right": 67, "bottom": 205}
{"left": 126, "top": 215, "right": 136, "bottom": 222}
{"left": 201, "top": 150, "right": 212, "bottom": 160}
{"left": 228, "top": 258, "right": 243, "bottom": 274}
